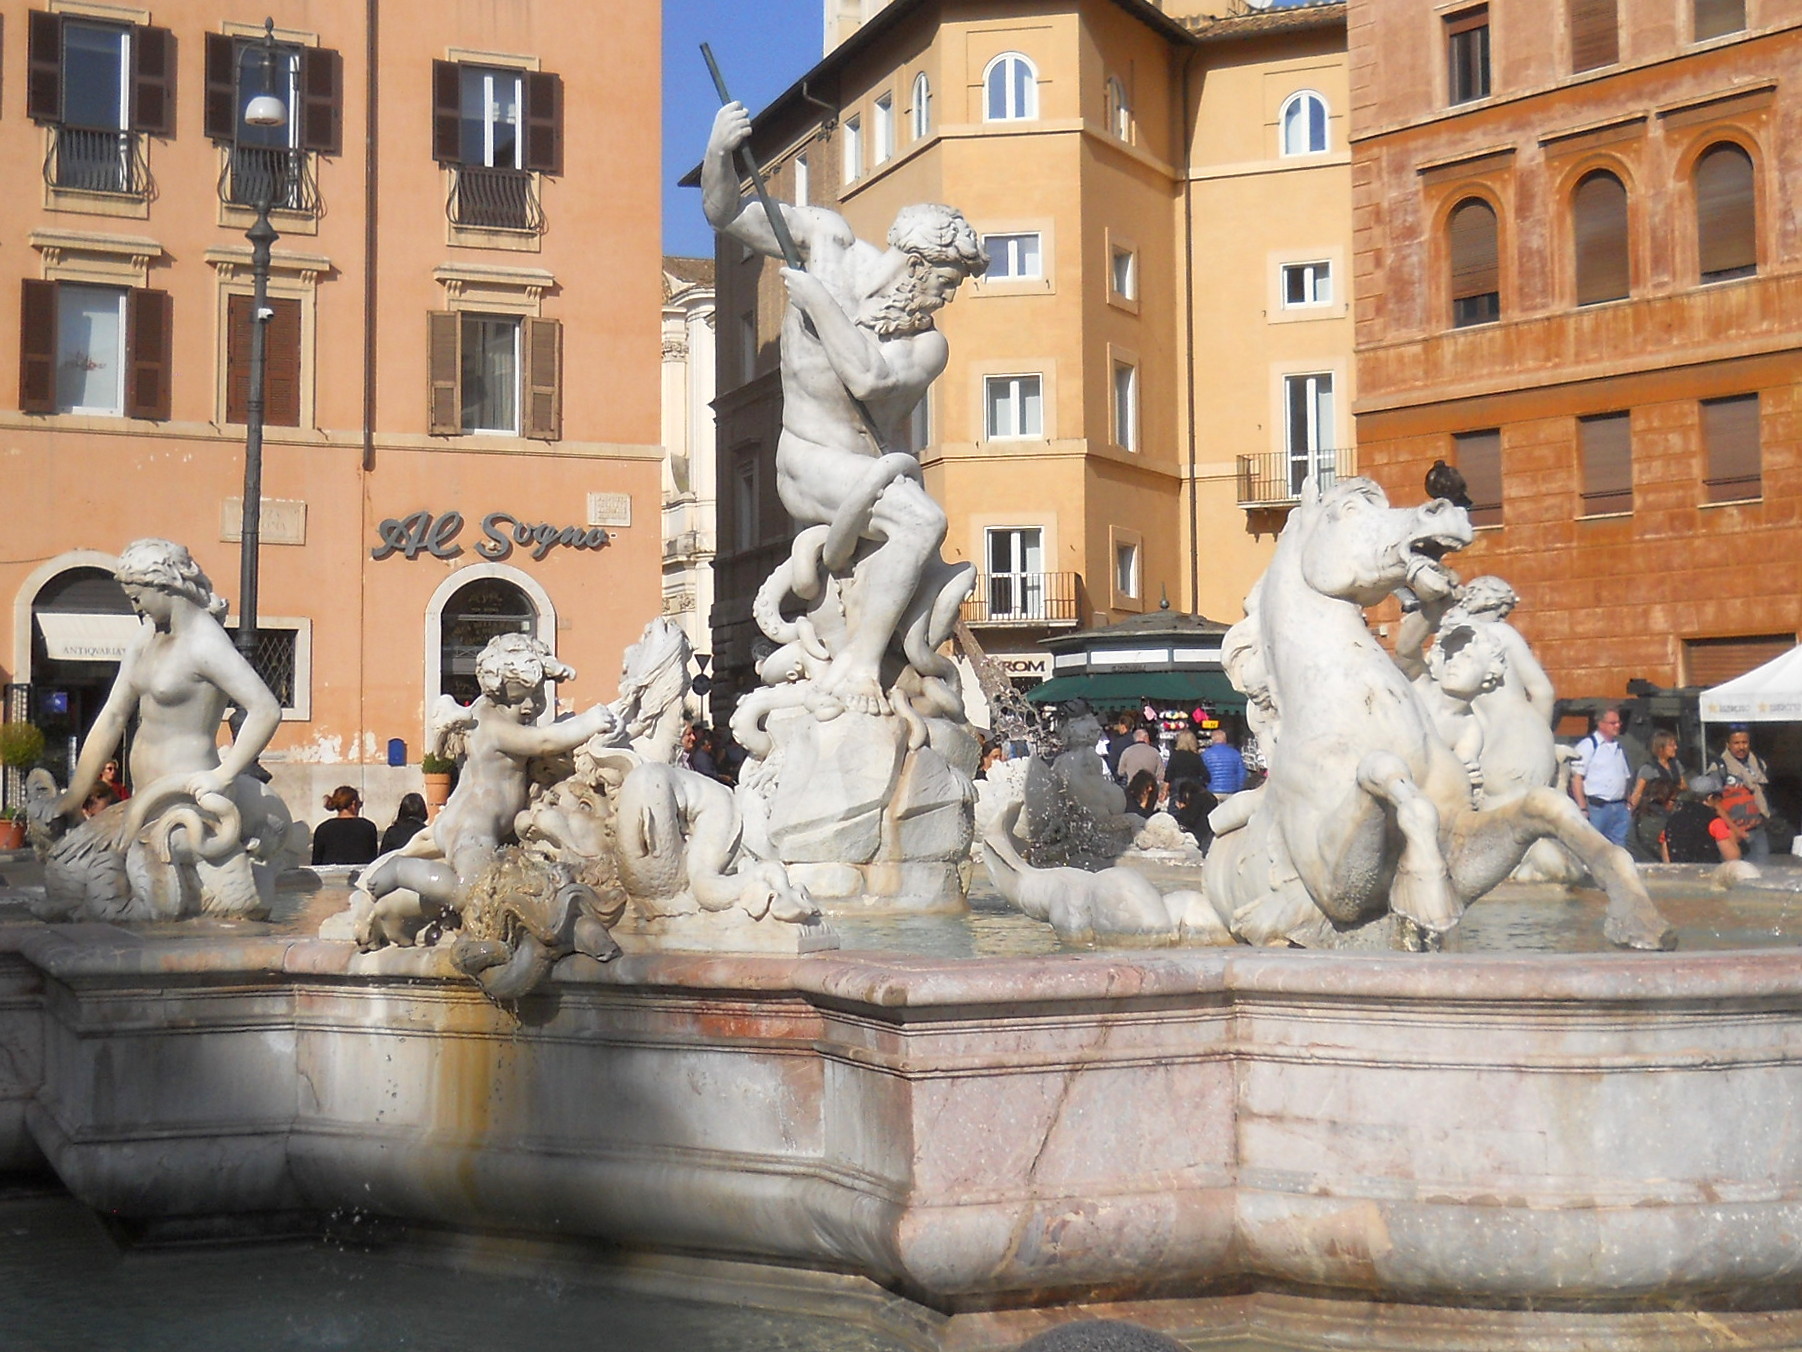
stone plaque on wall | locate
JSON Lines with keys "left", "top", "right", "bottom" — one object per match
{"left": 587, "top": 492, "right": 632, "bottom": 528}
{"left": 221, "top": 499, "right": 308, "bottom": 545}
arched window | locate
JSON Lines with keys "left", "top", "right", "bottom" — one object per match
{"left": 1572, "top": 170, "right": 1629, "bottom": 305}
{"left": 1447, "top": 196, "right": 1500, "bottom": 327}
{"left": 984, "top": 52, "right": 1037, "bottom": 122}
{"left": 1694, "top": 141, "right": 1756, "bottom": 283}
{"left": 1279, "top": 91, "right": 1328, "bottom": 156}
{"left": 438, "top": 576, "right": 537, "bottom": 705}
{"left": 1106, "top": 76, "right": 1131, "bottom": 140}
{"left": 911, "top": 71, "right": 930, "bottom": 140}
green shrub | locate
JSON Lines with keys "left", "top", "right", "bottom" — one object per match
{"left": 0, "top": 723, "right": 46, "bottom": 769}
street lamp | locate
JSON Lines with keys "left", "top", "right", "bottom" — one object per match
{"left": 235, "top": 17, "right": 286, "bottom": 659}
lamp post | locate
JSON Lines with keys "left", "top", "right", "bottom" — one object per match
{"left": 236, "top": 17, "right": 287, "bottom": 659}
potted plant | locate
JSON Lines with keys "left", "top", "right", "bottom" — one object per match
{"left": 0, "top": 722, "right": 45, "bottom": 774}
{"left": 421, "top": 751, "right": 455, "bottom": 813}
{"left": 0, "top": 807, "right": 23, "bottom": 852}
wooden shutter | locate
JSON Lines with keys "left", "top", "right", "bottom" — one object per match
{"left": 1685, "top": 634, "right": 1790, "bottom": 686}
{"left": 1573, "top": 171, "right": 1629, "bottom": 305}
{"left": 1569, "top": 0, "right": 1617, "bottom": 72}
{"left": 27, "top": 11, "right": 61, "bottom": 123}
{"left": 1449, "top": 198, "right": 1499, "bottom": 298}
{"left": 431, "top": 60, "right": 461, "bottom": 164}
{"left": 265, "top": 297, "right": 301, "bottom": 426}
{"left": 427, "top": 310, "right": 461, "bottom": 433}
{"left": 226, "top": 291, "right": 251, "bottom": 422}
{"left": 203, "top": 32, "right": 235, "bottom": 141}
{"left": 299, "top": 46, "right": 341, "bottom": 155}
{"left": 1694, "top": 0, "right": 1746, "bottom": 40}
{"left": 19, "top": 279, "right": 57, "bottom": 414}
{"left": 1702, "top": 393, "right": 1760, "bottom": 502}
{"left": 523, "top": 70, "right": 562, "bottom": 176}
{"left": 523, "top": 316, "right": 562, "bottom": 440}
{"left": 130, "top": 25, "right": 175, "bottom": 135}
{"left": 1695, "top": 143, "right": 1756, "bottom": 280}
{"left": 125, "top": 287, "right": 172, "bottom": 421}
{"left": 1453, "top": 428, "right": 1503, "bottom": 527}
{"left": 1578, "top": 412, "right": 1632, "bottom": 515}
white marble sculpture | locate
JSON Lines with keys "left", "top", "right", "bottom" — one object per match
{"left": 704, "top": 102, "right": 988, "bottom": 911}
{"left": 26, "top": 540, "right": 298, "bottom": 921}
{"left": 1205, "top": 478, "right": 1674, "bottom": 951}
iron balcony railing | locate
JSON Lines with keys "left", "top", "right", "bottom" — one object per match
{"left": 1236, "top": 446, "right": 1357, "bottom": 508}
{"left": 447, "top": 165, "right": 546, "bottom": 232}
{"left": 960, "top": 571, "right": 1081, "bottom": 627}
{"left": 219, "top": 146, "right": 322, "bottom": 214}
{"left": 45, "top": 125, "right": 152, "bottom": 196}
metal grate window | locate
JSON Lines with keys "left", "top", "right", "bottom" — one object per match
{"left": 227, "top": 626, "right": 298, "bottom": 710}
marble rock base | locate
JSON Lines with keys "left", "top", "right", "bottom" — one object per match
{"left": 789, "top": 859, "right": 968, "bottom": 914}
{"left": 609, "top": 907, "right": 839, "bottom": 955}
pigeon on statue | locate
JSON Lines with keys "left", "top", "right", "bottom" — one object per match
{"left": 1425, "top": 458, "right": 1473, "bottom": 510}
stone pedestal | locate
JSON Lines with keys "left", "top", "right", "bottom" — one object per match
{"left": 609, "top": 908, "right": 840, "bottom": 955}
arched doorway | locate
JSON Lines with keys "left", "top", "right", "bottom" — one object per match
{"left": 24, "top": 566, "right": 139, "bottom": 784}
{"left": 436, "top": 575, "right": 538, "bottom": 706}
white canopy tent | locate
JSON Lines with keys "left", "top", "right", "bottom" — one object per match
{"left": 1700, "top": 645, "right": 1802, "bottom": 722}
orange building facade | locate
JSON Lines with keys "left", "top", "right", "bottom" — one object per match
{"left": 1350, "top": 0, "right": 1802, "bottom": 699}
{"left": 0, "top": 0, "right": 663, "bottom": 820}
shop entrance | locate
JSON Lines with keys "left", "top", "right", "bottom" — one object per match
{"left": 20, "top": 567, "right": 140, "bottom": 786}
{"left": 437, "top": 576, "right": 538, "bottom": 705}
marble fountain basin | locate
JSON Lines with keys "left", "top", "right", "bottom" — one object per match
{"left": 2, "top": 869, "right": 1802, "bottom": 1348}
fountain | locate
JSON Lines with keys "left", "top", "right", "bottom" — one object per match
{"left": 5, "top": 106, "right": 1802, "bottom": 1352}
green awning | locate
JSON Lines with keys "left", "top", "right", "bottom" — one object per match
{"left": 1026, "top": 670, "right": 1245, "bottom": 709}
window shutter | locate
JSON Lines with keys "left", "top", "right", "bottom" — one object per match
{"left": 1569, "top": 0, "right": 1618, "bottom": 71}
{"left": 1453, "top": 428, "right": 1503, "bottom": 527}
{"left": 204, "top": 32, "right": 236, "bottom": 141}
{"left": 427, "top": 310, "right": 461, "bottom": 434}
{"left": 226, "top": 292, "right": 251, "bottom": 423}
{"left": 1702, "top": 393, "right": 1760, "bottom": 502}
{"left": 431, "top": 60, "right": 461, "bottom": 164}
{"left": 265, "top": 296, "right": 302, "bottom": 426}
{"left": 1695, "top": 143, "right": 1756, "bottom": 280}
{"left": 523, "top": 316, "right": 562, "bottom": 440}
{"left": 524, "top": 70, "right": 562, "bottom": 176}
{"left": 125, "top": 287, "right": 172, "bottom": 421}
{"left": 27, "top": 11, "right": 61, "bottom": 123}
{"left": 130, "top": 25, "right": 176, "bottom": 136}
{"left": 19, "top": 279, "right": 57, "bottom": 414}
{"left": 1448, "top": 198, "right": 1499, "bottom": 299}
{"left": 1573, "top": 171, "right": 1629, "bottom": 305}
{"left": 1578, "top": 412, "right": 1632, "bottom": 515}
{"left": 299, "top": 46, "right": 341, "bottom": 155}
{"left": 1694, "top": 0, "right": 1746, "bottom": 40}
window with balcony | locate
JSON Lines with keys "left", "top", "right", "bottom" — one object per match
{"left": 432, "top": 60, "right": 561, "bottom": 232}
{"left": 1573, "top": 170, "right": 1629, "bottom": 304}
{"left": 205, "top": 33, "right": 340, "bottom": 213}
{"left": 1693, "top": 0, "right": 1745, "bottom": 40}
{"left": 984, "top": 374, "right": 1043, "bottom": 439}
{"left": 1453, "top": 428, "right": 1503, "bottom": 526}
{"left": 1281, "top": 260, "right": 1331, "bottom": 308}
{"left": 986, "top": 527, "right": 1045, "bottom": 621}
{"left": 1279, "top": 91, "right": 1328, "bottom": 155}
{"left": 1695, "top": 142, "right": 1756, "bottom": 283}
{"left": 1448, "top": 197, "right": 1501, "bottom": 326}
{"left": 27, "top": 12, "right": 172, "bottom": 196}
{"left": 427, "top": 311, "right": 562, "bottom": 439}
{"left": 1284, "top": 372, "right": 1335, "bottom": 494}
{"left": 874, "top": 93, "right": 895, "bottom": 165}
{"left": 19, "top": 279, "right": 170, "bottom": 419}
{"left": 984, "top": 52, "right": 1038, "bottom": 122}
{"left": 983, "top": 233, "right": 1042, "bottom": 280}
{"left": 1446, "top": 8, "right": 1491, "bottom": 105}
{"left": 911, "top": 72, "right": 931, "bottom": 140}
{"left": 1702, "top": 394, "right": 1760, "bottom": 503}
{"left": 1578, "top": 412, "right": 1632, "bottom": 515}
{"left": 1569, "top": 0, "right": 1619, "bottom": 71}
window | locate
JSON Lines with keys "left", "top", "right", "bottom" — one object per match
{"left": 439, "top": 577, "right": 536, "bottom": 705}
{"left": 984, "top": 52, "right": 1037, "bottom": 122}
{"left": 19, "top": 279, "right": 170, "bottom": 419}
{"left": 225, "top": 295, "right": 301, "bottom": 426}
{"left": 427, "top": 311, "right": 562, "bottom": 439}
{"left": 733, "top": 452, "right": 759, "bottom": 550}
{"left": 204, "top": 32, "right": 340, "bottom": 212}
{"left": 983, "top": 233, "right": 1042, "bottom": 280}
{"left": 1695, "top": 142, "right": 1756, "bottom": 283}
{"left": 27, "top": 13, "right": 173, "bottom": 195}
{"left": 1111, "top": 246, "right": 1137, "bottom": 301}
{"left": 1113, "top": 361, "right": 1138, "bottom": 451}
{"left": 1579, "top": 412, "right": 1632, "bottom": 515}
{"left": 1114, "top": 540, "right": 1140, "bottom": 599}
{"left": 223, "top": 622, "right": 304, "bottom": 714}
{"left": 911, "top": 72, "right": 931, "bottom": 140}
{"left": 1570, "top": 0, "right": 1619, "bottom": 71}
{"left": 1281, "top": 261, "right": 1332, "bottom": 307}
{"left": 1284, "top": 373, "right": 1335, "bottom": 494}
{"left": 793, "top": 152, "right": 809, "bottom": 207}
{"left": 1446, "top": 8, "right": 1491, "bottom": 105}
{"left": 1573, "top": 170, "right": 1629, "bottom": 304}
{"left": 1702, "top": 394, "right": 1760, "bottom": 502}
{"left": 908, "top": 393, "right": 931, "bottom": 453}
{"left": 1453, "top": 428, "right": 1503, "bottom": 527}
{"left": 986, "top": 527, "right": 1045, "bottom": 621}
{"left": 874, "top": 93, "right": 894, "bottom": 164}
{"left": 985, "top": 374, "right": 1043, "bottom": 439}
{"left": 431, "top": 60, "right": 562, "bottom": 231}
{"left": 740, "top": 312, "right": 757, "bottom": 384}
{"left": 1448, "top": 197, "right": 1501, "bottom": 326}
{"left": 1694, "top": 0, "right": 1746, "bottom": 40}
{"left": 1279, "top": 91, "right": 1328, "bottom": 155}
{"left": 1106, "top": 77, "right": 1131, "bottom": 141}
{"left": 843, "top": 115, "right": 863, "bottom": 181}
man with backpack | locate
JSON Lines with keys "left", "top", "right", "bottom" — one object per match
{"left": 1571, "top": 708, "right": 1632, "bottom": 848}
{"left": 1709, "top": 725, "right": 1772, "bottom": 861}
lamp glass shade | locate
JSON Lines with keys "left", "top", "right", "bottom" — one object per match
{"left": 243, "top": 94, "right": 288, "bottom": 127}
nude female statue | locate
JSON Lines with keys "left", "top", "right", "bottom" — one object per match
{"left": 33, "top": 539, "right": 292, "bottom": 919}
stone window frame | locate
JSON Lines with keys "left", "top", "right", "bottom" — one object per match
{"left": 205, "top": 244, "right": 329, "bottom": 432}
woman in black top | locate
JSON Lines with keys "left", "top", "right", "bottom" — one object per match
{"left": 1164, "top": 730, "right": 1205, "bottom": 787}
{"left": 381, "top": 793, "right": 430, "bottom": 854}
{"left": 312, "top": 785, "right": 379, "bottom": 865}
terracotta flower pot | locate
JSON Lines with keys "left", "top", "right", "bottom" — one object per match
{"left": 423, "top": 772, "right": 452, "bottom": 816}
{"left": 0, "top": 820, "right": 26, "bottom": 851}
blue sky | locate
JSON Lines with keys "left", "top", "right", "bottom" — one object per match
{"left": 663, "top": 0, "right": 823, "bottom": 258}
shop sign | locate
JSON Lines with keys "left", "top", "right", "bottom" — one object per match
{"left": 990, "top": 653, "right": 1051, "bottom": 680}
{"left": 371, "top": 510, "right": 612, "bottom": 563}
